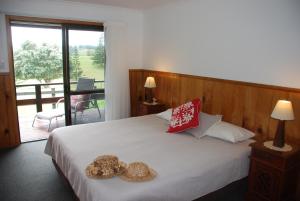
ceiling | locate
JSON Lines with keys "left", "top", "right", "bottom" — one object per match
{"left": 55, "top": 0, "right": 181, "bottom": 10}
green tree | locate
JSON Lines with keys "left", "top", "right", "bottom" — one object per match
{"left": 14, "top": 41, "right": 62, "bottom": 83}
{"left": 69, "top": 46, "right": 83, "bottom": 80}
{"left": 92, "top": 37, "right": 105, "bottom": 67}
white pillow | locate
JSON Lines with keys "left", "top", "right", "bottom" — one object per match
{"left": 156, "top": 108, "right": 172, "bottom": 121}
{"left": 205, "top": 121, "right": 255, "bottom": 143}
{"left": 186, "top": 112, "right": 222, "bottom": 139}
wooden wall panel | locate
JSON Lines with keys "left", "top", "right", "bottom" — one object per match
{"left": 287, "top": 92, "right": 300, "bottom": 142}
{"left": 243, "top": 86, "right": 259, "bottom": 134}
{"left": 206, "top": 80, "right": 223, "bottom": 115}
{"left": 254, "top": 88, "right": 273, "bottom": 137}
{"left": 129, "top": 70, "right": 144, "bottom": 117}
{"left": 129, "top": 69, "right": 300, "bottom": 144}
{"left": 0, "top": 75, "right": 11, "bottom": 148}
{"left": 223, "top": 84, "right": 245, "bottom": 126}
{"left": 0, "top": 74, "right": 20, "bottom": 148}
{"left": 179, "top": 77, "right": 204, "bottom": 105}
{"left": 151, "top": 72, "right": 179, "bottom": 108}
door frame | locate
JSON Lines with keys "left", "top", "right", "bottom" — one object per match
{"left": 6, "top": 15, "right": 104, "bottom": 145}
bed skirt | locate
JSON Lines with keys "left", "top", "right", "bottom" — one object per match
{"left": 52, "top": 159, "right": 248, "bottom": 201}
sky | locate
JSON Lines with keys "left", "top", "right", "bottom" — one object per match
{"left": 11, "top": 26, "right": 104, "bottom": 50}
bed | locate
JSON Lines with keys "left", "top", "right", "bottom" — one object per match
{"left": 45, "top": 114, "right": 253, "bottom": 201}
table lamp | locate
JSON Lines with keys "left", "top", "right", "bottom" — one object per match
{"left": 144, "top": 76, "right": 156, "bottom": 103}
{"left": 264, "top": 100, "right": 294, "bottom": 151}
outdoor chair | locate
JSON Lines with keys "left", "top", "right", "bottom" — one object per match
{"left": 69, "top": 78, "right": 101, "bottom": 124}
{"left": 32, "top": 77, "right": 102, "bottom": 131}
{"left": 32, "top": 98, "right": 64, "bottom": 131}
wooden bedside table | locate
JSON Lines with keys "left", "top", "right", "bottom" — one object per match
{"left": 246, "top": 141, "right": 300, "bottom": 201}
{"left": 137, "top": 102, "right": 166, "bottom": 116}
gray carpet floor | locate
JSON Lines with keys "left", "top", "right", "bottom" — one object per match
{"left": 0, "top": 140, "right": 247, "bottom": 201}
{"left": 0, "top": 141, "right": 75, "bottom": 201}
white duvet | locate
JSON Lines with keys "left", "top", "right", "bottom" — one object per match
{"left": 45, "top": 115, "right": 252, "bottom": 201}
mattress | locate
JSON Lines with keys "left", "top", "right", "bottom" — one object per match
{"left": 45, "top": 115, "right": 252, "bottom": 201}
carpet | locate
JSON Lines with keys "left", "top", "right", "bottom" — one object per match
{"left": 0, "top": 141, "right": 75, "bottom": 201}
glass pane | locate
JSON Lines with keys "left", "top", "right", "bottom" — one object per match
{"left": 11, "top": 26, "right": 63, "bottom": 100}
{"left": 70, "top": 92, "right": 105, "bottom": 125}
{"left": 68, "top": 29, "right": 105, "bottom": 91}
{"left": 12, "top": 25, "right": 65, "bottom": 142}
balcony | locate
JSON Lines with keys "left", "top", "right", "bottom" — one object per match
{"left": 16, "top": 80, "right": 105, "bottom": 142}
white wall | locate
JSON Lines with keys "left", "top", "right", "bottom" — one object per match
{"left": 143, "top": 0, "right": 300, "bottom": 88}
{"left": 0, "top": 0, "right": 144, "bottom": 72}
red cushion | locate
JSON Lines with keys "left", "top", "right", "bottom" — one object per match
{"left": 71, "top": 95, "right": 89, "bottom": 111}
{"left": 167, "top": 98, "right": 201, "bottom": 133}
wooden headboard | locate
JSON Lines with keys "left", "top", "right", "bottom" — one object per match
{"left": 129, "top": 69, "right": 300, "bottom": 144}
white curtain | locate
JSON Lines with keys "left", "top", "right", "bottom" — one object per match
{"left": 0, "top": 13, "right": 9, "bottom": 73}
{"left": 104, "top": 22, "right": 130, "bottom": 121}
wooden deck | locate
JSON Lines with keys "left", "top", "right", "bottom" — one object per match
{"left": 18, "top": 105, "right": 105, "bottom": 143}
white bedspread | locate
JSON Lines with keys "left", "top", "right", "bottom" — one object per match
{"left": 45, "top": 115, "right": 252, "bottom": 201}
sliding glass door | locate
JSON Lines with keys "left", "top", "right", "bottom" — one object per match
{"left": 64, "top": 25, "right": 105, "bottom": 125}
{"left": 11, "top": 22, "right": 65, "bottom": 142}
{"left": 10, "top": 18, "right": 105, "bottom": 142}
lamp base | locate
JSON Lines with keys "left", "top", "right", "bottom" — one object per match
{"left": 145, "top": 88, "right": 153, "bottom": 103}
{"left": 263, "top": 141, "right": 292, "bottom": 152}
{"left": 273, "top": 120, "right": 285, "bottom": 147}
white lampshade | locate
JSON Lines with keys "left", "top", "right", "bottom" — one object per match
{"left": 271, "top": 100, "right": 294, "bottom": 121}
{"left": 144, "top": 77, "right": 156, "bottom": 88}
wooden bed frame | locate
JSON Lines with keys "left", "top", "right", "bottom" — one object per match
{"left": 129, "top": 69, "right": 300, "bottom": 144}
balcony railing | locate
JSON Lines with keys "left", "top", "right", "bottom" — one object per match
{"left": 16, "top": 80, "right": 105, "bottom": 112}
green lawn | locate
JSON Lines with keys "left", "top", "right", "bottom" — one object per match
{"left": 78, "top": 49, "right": 105, "bottom": 89}
{"left": 79, "top": 49, "right": 105, "bottom": 108}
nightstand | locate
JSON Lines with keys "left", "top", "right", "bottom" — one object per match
{"left": 137, "top": 102, "right": 166, "bottom": 116}
{"left": 246, "top": 141, "right": 300, "bottom": 201}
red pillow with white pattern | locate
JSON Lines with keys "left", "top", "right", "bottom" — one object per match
{"left": 167, "top": 98, "right": 201, "bottom": 133}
